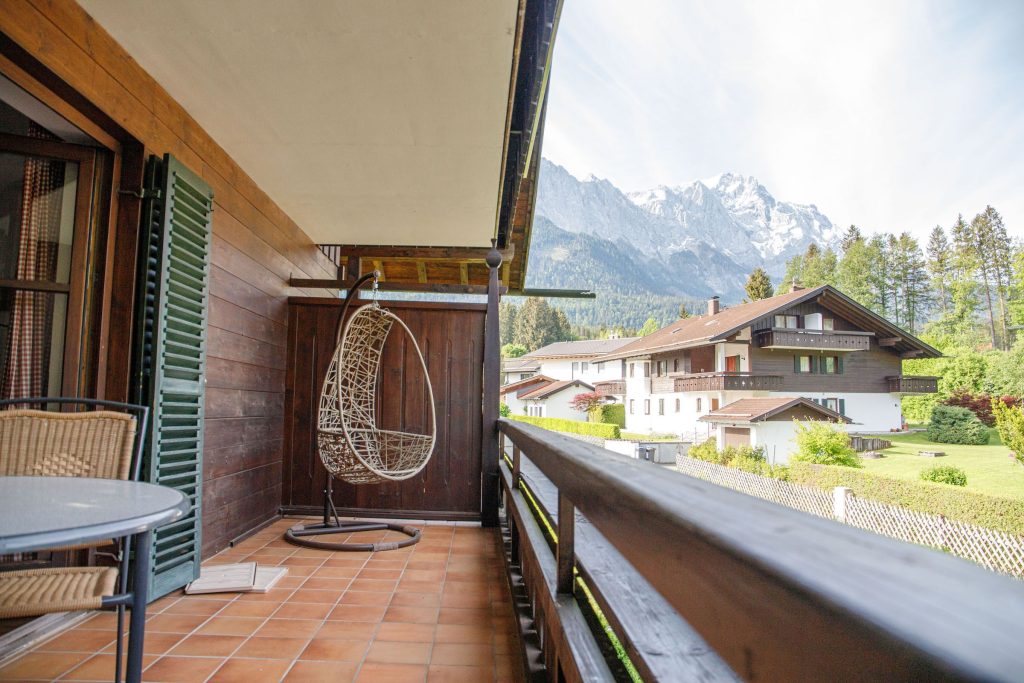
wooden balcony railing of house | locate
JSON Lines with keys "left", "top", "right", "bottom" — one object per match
{"left": 755, "top": 328, "right": 872, "bottom": 352}
{"left": 886, "top": 375, "right": 940, "bottom": 394}
{"left": 593, "top": 379, "right": 626, "bottom": 395}
{"left": 651, "top": 372, "right": 783, "bottom": 393}
{"left": 497, "top": 419, "right": 1023, "bottom": 682}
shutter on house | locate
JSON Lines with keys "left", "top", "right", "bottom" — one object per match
{"left": 810, "top": 356, "right": 818, "bottom": 374}
{"left": 837, "top": 356, "right": 844, "bottom": 374}
{"left": 793, "top": 355, "right": 799, "bottom": 373}
{"left": 132, "top": 154, "right": 213, "bottom": 600}
{"left": 838, "top": 399, "right": 846, "bottom": 416}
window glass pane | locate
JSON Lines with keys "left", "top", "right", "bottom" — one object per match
{"left": 799, "top": 356, "right": 811, "bottom": 372}
{"left": 0, "top": 289, "right": 67, "bottom": 397}
{"left": 824, "top": 357, "right": 836, "bottom": 373}
{"left": 0, "top": 152, "right": 78, "bottom": 285}
{"left": 823, "top": 318, "right": 834, "bottom": 330}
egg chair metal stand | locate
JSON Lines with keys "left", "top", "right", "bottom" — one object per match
{"left": 285, "top": 271, "right": 436, "bottom": 552}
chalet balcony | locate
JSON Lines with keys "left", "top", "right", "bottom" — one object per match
{"left": 593, "top": 379, "right": 626, "bottom": 394}
{"left": 755, "top": 328, "right": 872, "bottom": 352}
{"left": 887, "top": 375, "right": 939, "bottom": 393}
{"left": 652, "top": 372, "right": 783, "bottom": 393}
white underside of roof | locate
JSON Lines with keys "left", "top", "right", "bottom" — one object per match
{"left": 79, "top": 0, "right": 518, "bottom": 247}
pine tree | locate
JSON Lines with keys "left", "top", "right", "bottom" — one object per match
{"left": 744, "top": 267, "right": 774, "bottom": 301}
{"left": 840, "top": 225, "right": 862, "bottom": 252}
{"left": 971, "top": 211, "right": 1000, "bottom": 349}
{"left": 512, "top": 298, "right": 573, "bottom": 351}
{"left": 926, "top": 225, "right": 951, "bottom": 316}
{"left": 982, "top": 206, "right": 1013, "bottom": 346}
{"left": 947, "top": 214, "right": 981, "bottom": 342}
{"left": 499, "top": 300, "right": 518, "bottom": 346}
{"left": 678, "top": 303, "right": 691, "bottom": 319}
{"left": 836, "top": 231, "right": 874, "bottom": 308}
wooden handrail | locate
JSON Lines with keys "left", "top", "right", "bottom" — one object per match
{"left": 497, "top": 418, "right": 1024, "bottom": 681}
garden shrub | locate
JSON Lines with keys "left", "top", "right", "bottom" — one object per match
{"left": 901, "top": 393, "right": 939, "bottom": 425}
{"left": 509, "top": 414, "right": 620, "bottom": 439}
{"left": 992, "top": 400, "right": 1024, "bottom": 466}
{"left": 790, "top": 462, "right": 1024, "bottom": 536}
{"left": 919, "top": 465, "right": 967, "bottom": 487}
{"left": 687, "top": 438, "right": 719, "bottom": 463}
{"left": 926, "top": 405, "right": 989, "bottom": 445}
{"left": 941, "top": 390, "right": 1019, "bottom": 427}
{"left": 791, "top": 422, "right": 861, "bottom": 468}
{"left": 590, "top": 403, "right": 626, "bottom": 428}
{"left": 499, "top": 402, "right": 511, "bottom": 418}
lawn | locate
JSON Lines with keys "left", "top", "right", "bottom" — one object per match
{"left": 861, "top": 429, "right": 1024, "bottom": 500}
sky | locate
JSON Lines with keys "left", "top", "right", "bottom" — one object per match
{"left": 542, "top": 0, "right": 1024, "bottom": 241}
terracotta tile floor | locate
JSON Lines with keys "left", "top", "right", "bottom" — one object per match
{"left": 0, "top": 518, "right": 522, "bottom": 682}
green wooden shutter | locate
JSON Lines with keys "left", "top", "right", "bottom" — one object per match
{"left": 793, "top": 356, "right": 800, "bottom": 373}
{"left": 132, "top": 154, "right": 213, "bottom": 600}
{"left": 837, "top": 356, "right": 844, "bottom": 374}
{"left": 838, "top": 399, "right": 846, "bottom": 416}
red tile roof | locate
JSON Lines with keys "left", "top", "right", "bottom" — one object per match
{"left": 698, "top": 397, "right": 849, "bottom": 423}
{"left": 519, "top": 379, "right": 594, "bottom": 401}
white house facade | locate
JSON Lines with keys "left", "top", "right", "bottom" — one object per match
{"left": 594, "top": 286, "right": 940, "bottom": 445}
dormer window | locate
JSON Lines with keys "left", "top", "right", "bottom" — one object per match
{"left": 823, "top": 317, "right": 835, "bottom": 331}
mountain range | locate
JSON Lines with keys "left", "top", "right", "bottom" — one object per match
{"left": 525, "top": 160, "right": 840, "bottom": 329}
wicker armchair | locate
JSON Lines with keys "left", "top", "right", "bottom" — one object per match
{"left": 0, "top": 397, "right": 148, "bottom": 680}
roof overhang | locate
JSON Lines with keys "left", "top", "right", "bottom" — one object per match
{"left": 78, "top": 0, "right": 561, "bottom": 290}
{"left": 700, "top": 397, "right": 850, "bottom": 424}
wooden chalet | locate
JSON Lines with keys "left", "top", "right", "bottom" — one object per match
{"left": 0, "top": 2, "right": 1021, "bottom": 682}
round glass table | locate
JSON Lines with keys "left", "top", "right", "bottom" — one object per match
{"left": 0, "top": 477, "right": 190, "bottom": 682}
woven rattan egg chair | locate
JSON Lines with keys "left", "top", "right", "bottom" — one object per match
{"left": 286, "top": 272, "right": 436, "bottom": 551}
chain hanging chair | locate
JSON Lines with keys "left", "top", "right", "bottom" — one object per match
{"left": 286, "top": 272, "right": 436, "bottom": 551}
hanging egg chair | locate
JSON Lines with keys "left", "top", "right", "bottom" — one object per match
{"left": 286, "top": 272, "right": 436, "bottom": 551}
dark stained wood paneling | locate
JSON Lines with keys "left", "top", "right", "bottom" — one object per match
{"left": 751, "top": 340, "right": 901, "bottom": 393}
{"left": 283, "top": 299, "right": 485, "bottom": 518}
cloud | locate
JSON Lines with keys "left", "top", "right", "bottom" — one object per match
{"left": 544, "top": 0, "right": 1024, "bottom": 239}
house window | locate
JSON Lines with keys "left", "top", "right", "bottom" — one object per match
{"left": 629, "top": 363, "right": 635, "bottom": 378}
{"left": 629, "top": 399, "right": 635, "bottom": 415}
{"left": 658, "top": 399, "right": 665, "bottom": 415}
{"left": 643, "top": 363, "right": 650, "bottom": 378}
{"left": 696, "top": 397, "right": 702, "bottom": 412}
{"left": 821, "top": 356, "right": 843, "bottom": 374}
{"left": 644, "top": 399, "right": 651, "bottom": 415}
{"left": 711, "top": 398, "right": 720, "bottom": 411}
{"left": 673, "top": 358, "right": 679, "bottom": 372}
{"left": 775, "top": 314, "right": 800, "bottom": 329}
{"left": 820, "top": 397, "right": 846, "bottom": 415}
{"left": 582, "top": 361, "right": 589, "bottom": 373}
{"left": 823, "top": 317, "right": 835, "bottom": 331}
{"left": 659, "top": 360, "right": 668, "bottom": 376}
{"left": 675, "top": 398, "right": 681, "bottom": 412}
{"left": 597, "top": 362, "right": 605, "bottom": 372}
{"left": 795, "top": 355, "right": 813, "bottom": 373}
{"left": 572, "top": 362, "right": 579, "bottom": 373}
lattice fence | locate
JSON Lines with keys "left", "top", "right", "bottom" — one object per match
{"left": 676, "top": 454, "right": 1024, "bottom": 578}
{"left": 676, "top": 457, "right": 833, "bottom": 519}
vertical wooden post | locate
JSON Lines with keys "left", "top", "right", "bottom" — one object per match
{"left": 512, "top": 444, "right": 521, "bottom": 488}
{"left": 481, "top": 240, "right": 502, "bottom": 527}
{"left": 557, "top": 492, "right": 575, "bottom": 595}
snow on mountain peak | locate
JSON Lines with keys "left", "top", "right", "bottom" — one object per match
{"left": 536, "top": 159, "right": 839, "bottom": 276}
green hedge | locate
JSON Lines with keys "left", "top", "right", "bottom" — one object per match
{"left": 590, "top": 403, "right": 626, "bottom": 428}
{"left": 790, "top": 462, "right": 1024, "bottom": 536}
{"left": 510, "top": 414, "right": 621, "bottom": 440}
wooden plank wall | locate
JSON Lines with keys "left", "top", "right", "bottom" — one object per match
{"left": 0, "top": 1, "right": 337, "bottom": 556}
{"left": 283, "top": 299, "right": 485, "bottom": 519}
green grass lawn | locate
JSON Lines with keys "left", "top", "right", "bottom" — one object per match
{"left": 862, "top": 429, "right": 1024, "bottom": 500}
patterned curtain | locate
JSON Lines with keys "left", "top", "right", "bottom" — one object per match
{"left": 1, "top": 123, "right": 66, "bottom": 399}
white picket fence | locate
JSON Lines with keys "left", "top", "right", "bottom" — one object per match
{"left": 675, "top": 455, "right": 1024, "bottom": 578}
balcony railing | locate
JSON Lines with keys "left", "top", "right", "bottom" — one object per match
{"left": 887, "top": 375, "right": 939, "bottom": 393}
{"left": 593, "top": 379, "right": 626, "bottom": 394}
{"left": 755, "top": 328, "right": 872, "bottom": 351}
{"left": 651, "top": 372, "right": 783, "bottom": 393}
{"left": 497, "top": 419, "right": 1023, "bottom": 681}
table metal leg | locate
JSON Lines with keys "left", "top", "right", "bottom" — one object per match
{"left": 125, "top": 530, "right": 152, "bottom": 683}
